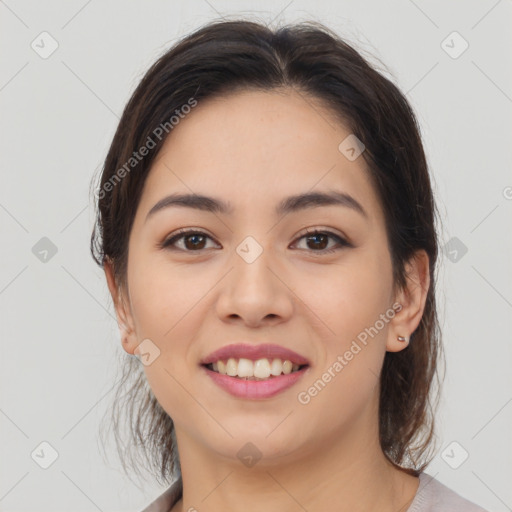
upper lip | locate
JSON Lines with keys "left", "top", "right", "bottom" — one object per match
{"left": 200, "top": 343, "right": 310, "bottom": 366}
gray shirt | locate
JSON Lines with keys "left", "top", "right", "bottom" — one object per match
{"left": 141, "top": 472, "right": 489, "bottom": 511}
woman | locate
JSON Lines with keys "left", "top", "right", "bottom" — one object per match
{"left": 90, "top": 19, "right": 488, "bottom": 512}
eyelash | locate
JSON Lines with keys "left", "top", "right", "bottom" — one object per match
{"left": 159, "top": 227, "right": 351, "bottom": 255}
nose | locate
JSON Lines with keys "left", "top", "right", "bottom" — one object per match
{"left": 215, "top": 244, "right": 294, "bottom": 328}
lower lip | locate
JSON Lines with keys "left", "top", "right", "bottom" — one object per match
{"left": 202, "top": 365, "right": 309, "bottom": 399}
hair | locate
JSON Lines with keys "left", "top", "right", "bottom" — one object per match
{"left": 90, "top": 18, "right": 443, "bottom": 486}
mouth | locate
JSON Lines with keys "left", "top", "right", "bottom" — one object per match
{"left": 201, "top": 360, "right": 309, "bottom": 399}
{"left": 200, "top": 343, "right": 310, "bottom": 398}
{"left": 202, "top": 358, "right": 308, "bottom": 381}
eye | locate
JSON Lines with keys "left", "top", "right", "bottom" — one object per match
{"left": 159, "top": 227, "right": 351, "bottom": 254}
{"left": 291, "top": 228, "right": 351, "bottom": 254}
{"left": 160, "top": 228, "right": 218, "bottom": 252}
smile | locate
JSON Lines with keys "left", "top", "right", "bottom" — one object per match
{"left": 201, "top": 361, "right": 310, "bottom": 399}
{"left": 204, "top": 357, "right": 305, "bottom": 380}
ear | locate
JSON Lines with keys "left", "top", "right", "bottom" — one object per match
{"left": 386, "top": 249, "right": 430, "bottom": 353}
{"left": 104, "top": 257, "right": 138, "bottom": 355}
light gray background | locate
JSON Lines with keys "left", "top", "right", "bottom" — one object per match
{"left": 1, "top": 1, "right": 511, "bottom": 511}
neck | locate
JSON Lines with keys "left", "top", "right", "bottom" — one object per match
{"left": 172, "top": 414, "right": 419, "bottom": 512}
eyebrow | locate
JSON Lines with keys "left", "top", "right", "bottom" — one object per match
{"left": 145, "top": 190, "right": 367, "bottom": 222}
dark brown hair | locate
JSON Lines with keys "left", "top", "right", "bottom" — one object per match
{"left": 90, "top": 18, "right": 443, "bottom": 485}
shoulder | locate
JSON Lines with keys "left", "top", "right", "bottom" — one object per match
{"left": 407, "top": 472, "right": 489, "bottom": 512}
{"left": 140, "top": 476, "right": 183, "bottom": 512}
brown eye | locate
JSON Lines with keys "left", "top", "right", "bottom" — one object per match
{"left": 305, "top": 232, "right": 329, "bottom": 250}
{"left": 161, "top": 229, "right": 218, "bottom": 251}
{"left": 182, "top": 233, "right": 207, "bottom": 250}
{"left": 160, "top": 228, "right": 351, "bottom": 254}
{"left": 293, "top": 229, "right": 350, "bottom": 254}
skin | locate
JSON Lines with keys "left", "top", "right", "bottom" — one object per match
{"left": 104, "top": 88, "right": 430, "bottom": 512}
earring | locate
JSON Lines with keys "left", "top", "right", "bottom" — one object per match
{"left": 397, "top": 335, "right": 408, "bottom": 342}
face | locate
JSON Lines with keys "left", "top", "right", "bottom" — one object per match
{"left": 107, "top": 89, "right": 421, "bottom": 465}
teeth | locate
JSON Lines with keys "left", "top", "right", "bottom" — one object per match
{"left": 209, "top": 357, "right": 303, "bottom": 379}
{"left": 254, "top": 358, "right": 271, "bottom": 379}
{"left": 237, "top": 358, "right": 253, "bottom": 377}
{"left": 226, "top": 358, "right": 237, "bottom": 377}
{"left": 270, "top": 358, "right": 283, "bottom": 376}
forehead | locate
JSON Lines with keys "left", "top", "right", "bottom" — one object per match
{"left": 137, "top": 89, "right": 382, "bottom": 221}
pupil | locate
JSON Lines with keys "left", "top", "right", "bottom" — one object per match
{"left": 308, "top": 234, "right": 327, "bottom": 250}
{"left": 186, "top": 234, "right": 205, "bottom": 250}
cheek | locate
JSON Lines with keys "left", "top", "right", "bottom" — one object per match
{"left": 127, "top": 249, "right": 204, "bottom": 342}
{"left": 126, "top": 251, "right": 212, "bottom": 414}
{"left": 296, "top": 248, "right": 393, "bottom": 344}
{"left": 296, "top": 271, "right": 390, "bottom": 418}
{"left": 296, "top": 348, "right": 384, "bottom": 441}
{"left": 293, "top": 251, "right": 392, "bottom": 413}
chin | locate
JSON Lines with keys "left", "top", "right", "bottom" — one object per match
{"left": 204, "top": 421, "right": 309, "bottom": 465}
